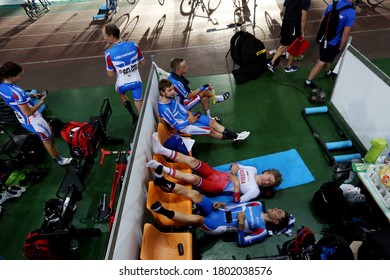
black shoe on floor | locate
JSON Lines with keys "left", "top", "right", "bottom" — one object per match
{"left": 303, "top": 81, "right": 318, "bottom": 89}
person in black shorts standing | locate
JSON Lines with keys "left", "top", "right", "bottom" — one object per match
{"left": 267, "top": 0, "right": 311, "bottom": 73}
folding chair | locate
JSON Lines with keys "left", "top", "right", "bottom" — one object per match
{"left": 140, "top": 223, "right": 193, "bottom": 260}
{"left": 146, "top": 181, "right": 192, "bottom": 227}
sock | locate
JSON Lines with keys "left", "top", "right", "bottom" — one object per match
{"left": 151, "top": 202, "right": 175, "bottom": 219}
{"left": 152, "top": 132, "right": 178, "bottom": 160}
{"left": 155, "top": 175, "right": 176, "bottom": 192}
{"left": 325, "top": 70, "right": 332, "bottom": 75}
{"left": 147, "top": 161, "right": 175, "bottom": 177}
{"left": 54, "top": 156, "right": 64, "bottom": 163}
{"left": 305, "top": 79, "right": 312, "bottom": 85}
{"left": 222, "top": 128, "right": 238, "bottom": 140}
{"left": 123, "top": 101, "right": 138, "bottom": 120}
{"left": 215, "top": 95, "right": 224, "bottom": 102}
{"left": 205, "top": 109, "right": 211, "bottom": 118}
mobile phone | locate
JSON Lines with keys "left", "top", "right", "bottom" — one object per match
{"left": 225, "top": 211, "right": 232, "bottom": 223}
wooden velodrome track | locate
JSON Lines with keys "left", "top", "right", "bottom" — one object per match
{"left": 0, "top": 0, "right": 389, "bottom": 92}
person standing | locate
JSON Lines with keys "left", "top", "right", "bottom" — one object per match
{"left": 267, "top": 0, "right": 311, "bottom": 73}
{"left": 304, "top": 0, "right": 356, "bottom": 89}
{"left": 0, "top": 62, "right": 72, "bottom": 166}
{"left": 102, "top": 23, "right": 145, "bottom": 125}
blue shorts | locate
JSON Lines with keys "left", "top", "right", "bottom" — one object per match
{"left": 116, "top": 81, "right": 143, "bottom": 101}
{"left": 180, "top": 114, "right": 211, "bottom": 135}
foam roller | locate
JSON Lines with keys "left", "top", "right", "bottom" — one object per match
{"left": 334, "top": 153, "right": 362, "bottom": 163}
{"left": 304, "top": 106, "right": 328, "bottom": 115}
{"left": 325, "top": 140, "right": 353, "bottom": 150}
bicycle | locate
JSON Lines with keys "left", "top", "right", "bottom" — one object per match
{"left": 21, "top": 0, "right": 51, "bottom": 21}
{"left": 180, "top": 0, "right": 222, "bottom": 16}
{"left": 127, "top": 0, "right": 165, "bottom": 5}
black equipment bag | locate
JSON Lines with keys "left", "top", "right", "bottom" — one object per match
{"left": 230, "top": 31, "right": 268, "bottom": 84}
{"left": 316, "top": 233, "right": 354, "bottom": 260}
{"left": 312, "top": 181, "right": 347, "bottom": 223}
{"left": 358, "top": 229, "right": 390, "bottom": 260}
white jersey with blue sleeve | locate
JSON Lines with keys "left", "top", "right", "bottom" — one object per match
{"left": 104, "top": 41, "right": 144, "bottom": 89}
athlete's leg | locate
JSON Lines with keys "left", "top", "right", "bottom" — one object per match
{"left": 147, "top": 160, "right": 201, "bottom": 185}
{"left": 134, "top": 100, "right": 142, "bottom": 113}
{"left": 198, "top": 116, "right": 241, "bottom": 141}
{"left": 151, "top": 201, "right": 204, "bottom": 226}
{"left": 119, "top": 94, "right": 138, "bottom": 123}
{"left": 199, "top": 95, "right": 210, "bottom": 117}
{"left": 23, "top": 119, "right": 72, "bottom": 165}
{"left": 130, "top": 83, "right": 143, "bottom": 114}
{"left": 151, "top": 132, "right": 200, "bottom": 168}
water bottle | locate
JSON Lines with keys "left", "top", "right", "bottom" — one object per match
{"left": 364, "top": 138, "right": 388, "bottom": 163}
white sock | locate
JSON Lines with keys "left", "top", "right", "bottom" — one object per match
{"left": 152, "top": 132, "right": 174, "bottom": 158}
{"left": 205, "top": 109, "right": 211, "bottom": 118}
{"left": 215, "top": 95, "right": 224, "bottom": 102}
{"left": 146, "top": 160, "right": 173, "bottom": 175}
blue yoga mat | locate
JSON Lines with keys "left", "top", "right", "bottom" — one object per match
{"left": 213, "top": 149, "right": 315, "bottom": 191}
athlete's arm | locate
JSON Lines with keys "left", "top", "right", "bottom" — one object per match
{"left": 237, "top": 226, "right": 268, "bottom": 247}
{"left": 230, "top": 163, "right": 239, "bottom": 175}
{"left": 300, "top": 10, "right": 308, "bottom": 39}
{"left": 106, "top": 69, "right": 115, "bottom": 78}
{"left": 339, "top": 26, "right": 352, "bottom": 50}
{"left": 18, "top": 94, "right": 46, "bottom": 117}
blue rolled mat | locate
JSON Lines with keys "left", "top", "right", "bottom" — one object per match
{"left": 207, "top": 149, "right": 315, "bottom": 202}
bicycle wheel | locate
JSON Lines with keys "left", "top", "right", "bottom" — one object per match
{"left": 22, "top": 5, "right": 39, "bottom": 20}
{"left": 208, "top": 0, "right": 221, "bottom": 11}
{"left": 233, "top": 0, "right": 249, "bottom": 9}
{"left": 39, "top": 0, "right": 50, "bottom": 11}
{"left": 180, "top": 0, "right": 193, "bottom": 16}
{"left": 234, "top": 8, "right": 244, "bottom": 26}
{"left": 367, "top": 0, "right": 384, "bottom": 6}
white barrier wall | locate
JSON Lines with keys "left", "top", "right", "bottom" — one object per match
{"left": 105, "top": 62, "right": 160, "bottom": 260}
{"left": 331, "top": 45, "right": 390, "bottom": 152}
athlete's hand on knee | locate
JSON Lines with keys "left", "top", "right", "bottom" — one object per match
{"left": 213, "top": 201, "right": 226, "bottom": 209}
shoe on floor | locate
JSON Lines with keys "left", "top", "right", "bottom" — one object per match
{"left": 324, "top": 70, "right": 335, "bottom": 78}
{"left": 8, "top": 186, "right": 26, "bottom": 193}
{"left": 4, "top": 189, "right": 22, "bottom": 199}
{"left": 303, "top": 81, "right": 318, "bottom": 89}
{"left": 285, "top": 66, "right": 298, "bottom": 73}
{"left": 233, "top": 131, "right": 250, "bottom": 142}
{"left": 0, "top": 194, "right": 8, "bottom": 205}
{"left": 57, "top": 157, "right": 73, "bottom": 166}
{"left": 267, "top": 62, "right": 275, "bottom": 73}
{"left": 216, "top": 92, "right": 230, "bottom": 103}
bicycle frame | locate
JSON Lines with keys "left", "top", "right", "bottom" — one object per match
{"left": 21, "top": 0, "right": 50, "bottom": 21}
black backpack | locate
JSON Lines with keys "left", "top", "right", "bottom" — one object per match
{"left": 358, "top": 229, "right": 390, "bottom": 259}
{"left": 316, "top": 2, "right": 353, "bottom": 44}
{"left": 229, "top": 31, "right": 268, "bottom": 84}
{"left": 230, "top": 31, "right": 266, "bottom": 67}
{"left": 312, "top": 181, "right": 347, "bottom": 223}
{"left": 316, "top": 233, "right": 354, "bottom": 260}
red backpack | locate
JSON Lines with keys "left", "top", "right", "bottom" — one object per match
{"left": 283, "top": 227, "right": 316, "bottom": 259}
{"left": 23, "top": 229, "right": 59, "bottom": 260}
{"left": 60, "top": 121, "right": 95, "bottom": 158}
